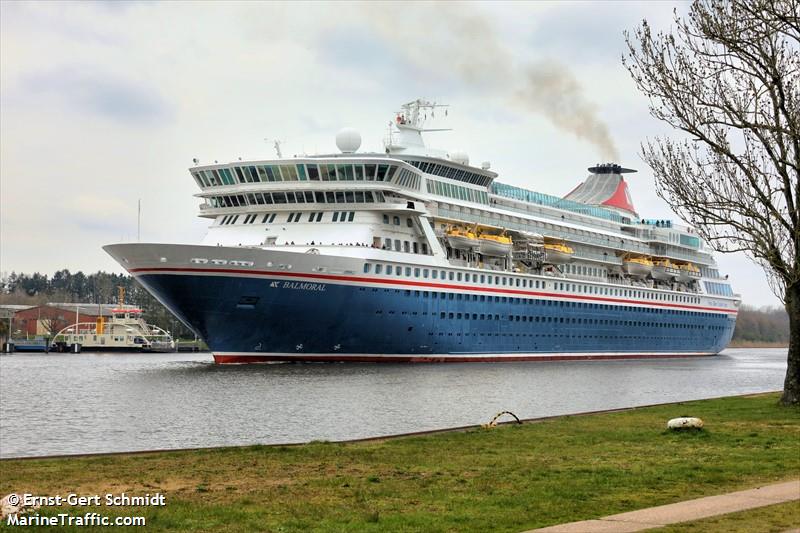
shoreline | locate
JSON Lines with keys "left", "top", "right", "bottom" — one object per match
{"left": 1, "top": 392, "right": 797, "bottom": 532}
{"left": 0, "top": 390, "right": 783, "bottom": 462}
{"left": 727, "top": 341, "right": 788, "bottom": 348}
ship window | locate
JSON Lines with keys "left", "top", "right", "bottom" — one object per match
{"left": 333, "top": 212, "right": 339, "bottom": 222}
{"left": 377, "top": 164, "right": 390, "bottom": 181}
{"left": 344, "top": 191, "right": 354, "bottom": 203}
{"left": 269, "top": 213, "right": 276, "bottom": 223}
{"left": 413, "top": 242, "right": 419, "bottom": 254}
{"left": 335, "top": 192, "right": 345, "bottom": 203}
{"left": 383, "top": 214, "right": 389, "bottom": 224}
{"left": 234, "top": 167, "right": 246, "bottom": 183}
{"left": 406, "top": 218, "right": 413, "bottom": 227}
{"left": 325, "top": 192, "right": 335, "bottom": 203}
{"left": 348, "top": 212, "right": 355, "bottom": 222}
{"left": 457, "top": 272, "right": 462, "bottom": 281}
{"left": 423, "top": 269, "right": 429, "bottom": 278}
{"left": 281, "top": 165, "right": 298, "bottom": 181}
{"left": 404, "top": 241, "right": 410, "bottom": 253}
{"left": 386, "top": 265, "right": 393, "bottom": 275}
{"left": 405, "top": 267, "right": 412, "bottom": 276}
{"left": 414, "top": 268, "right": 420, "bottom": 277}
{"left": 440, "top": 270, "right": 446, "bottom": 279}
{"left": 432, "top": 270, "right": 438, "bottom": 279}
{"left": 365, "top": 164, "right": 376, "bottom": 181}
{"left": 449, "top": 272, "right": 454, "bottom": 281}
{"left": 395, "top": 239, "right": 401, "bottom": 251}
{"left": 354, "top": 165, "right": 364, "bottom": 180}
{"left": 355, "top": 191, "right": 365, "bottom": 203}
{"left": 286, "top": 192, "right": 297, "bottom": 203}
{"left": 363, "top": 263, "right": 371, "bottom": 273}
{"left": 393, "top": 216, "right": 400, "bottom": 225}
{"left": 308, "top": 212, "right": 316, "bottom": 222}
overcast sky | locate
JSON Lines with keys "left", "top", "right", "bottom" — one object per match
{"left": 0, "top": 1, "right": 782, "bottom": 308}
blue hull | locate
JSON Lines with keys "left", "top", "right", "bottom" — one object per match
{"left": 136, "top": 273, "right": 736, "bottom": 363}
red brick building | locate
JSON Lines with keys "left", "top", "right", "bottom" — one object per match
{"left": 10, "top": 305, "right": 110, "bottom": 337}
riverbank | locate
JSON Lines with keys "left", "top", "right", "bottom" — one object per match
{"left": 728, "top": 340, "right": 788, "bottom": 348}
{"left": 1, "top": 393, "right": 797, "bottom": 532}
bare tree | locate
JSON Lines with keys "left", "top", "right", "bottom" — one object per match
{"left": 623, "top": 0, "right": 799, "bottom": 405}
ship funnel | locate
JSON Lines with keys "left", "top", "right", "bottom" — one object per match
{"left": 563, "top": 162, "right": 638, "bottom": 217}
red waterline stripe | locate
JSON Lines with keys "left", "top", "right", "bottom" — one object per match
{"left": 129, "top": 267, "right": 737, "bottom": 315}
{"left": 213, "top": 353, "right": 716, "bottom": 364}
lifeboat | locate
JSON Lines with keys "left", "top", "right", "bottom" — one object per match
{"left": 543, "top": 241, "right": 574, "bottom": 264}
{"left": 478, "top": 231, "right": 513, "bottom": 256}
{"left": 651, "top": 258, "right": 680, "bottom": 281}
{"left": 446, "top": 226, "right": 479, "bottom": 251}
{"left": 623, "top": 256, "right": 653, "bottom": 278}
{"left": 677, "top": 262, "right": 701, "bottom": 282}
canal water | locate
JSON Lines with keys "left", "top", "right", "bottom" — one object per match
{"left": 0, "top": 348, "right": 787, "bottom": 459}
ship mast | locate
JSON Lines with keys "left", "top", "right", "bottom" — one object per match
{"left": 384, "top": 98, "right": 451, "bottom": 156}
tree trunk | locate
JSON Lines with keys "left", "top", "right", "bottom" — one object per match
{"left": 781, "top": 283, "right": 800, "bottom": 406}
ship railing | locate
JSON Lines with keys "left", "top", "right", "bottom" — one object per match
{"left": 572, "top": 249, "right": 623, "bottom": 265}
{"left": 437, "top": 207, "right": 652, "bottom": 256}
{"left": 437, "top": 206, "right": 715, "bottom": 266}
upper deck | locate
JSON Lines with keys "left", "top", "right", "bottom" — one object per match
{"left": 183, "top": 99, "right": 734, "bottom": 300}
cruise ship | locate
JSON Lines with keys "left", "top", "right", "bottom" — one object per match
{"left": 104, "top": 99, "right": 738, "bottom": 364}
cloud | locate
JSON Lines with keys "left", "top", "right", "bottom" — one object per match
{"left": 0, "top": 1, "right": 781, "bottom": 307}
{"left": 355, "top": 3, "right": 619, "bottom": 160}
{"left": 16, "top": 67, "right": 170, "bottom": 124}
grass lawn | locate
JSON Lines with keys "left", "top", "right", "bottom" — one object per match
{"left": 1, "top": 393, "right": 798, "bottom": 532}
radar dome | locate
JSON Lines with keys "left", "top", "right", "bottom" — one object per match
{"left": 336, "top": 128, "right": 361, "bottom": 153}
{"left": 449, "top": 150, "right": 469, "bottom": 166}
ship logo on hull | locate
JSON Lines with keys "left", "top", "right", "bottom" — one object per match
{"left": 277, "top": 281, "right": 327, "bottom": 292}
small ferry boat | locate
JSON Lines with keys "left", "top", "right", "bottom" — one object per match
{"left": 52, "top": 289, "right": 175, "bottom": 352}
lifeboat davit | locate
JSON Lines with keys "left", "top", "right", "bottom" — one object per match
{"left": 543, "top": 242, "right": 574, "bottom": 264}
{"left": 623, "top": 256, "right": 653, "bottom": 278}
{"left": 479, "top": 232, "right": 513, "bottom": 256}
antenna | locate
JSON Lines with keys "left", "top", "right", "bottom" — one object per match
{"left": 264, "top": 138, "right": 284, "bottom": 158}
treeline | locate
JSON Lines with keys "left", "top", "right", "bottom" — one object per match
{"left": 732, "top": 305, "right": 789, "bottom": 344}
{"left": 0, "top": 270, "right": 195, "bottom": 339}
